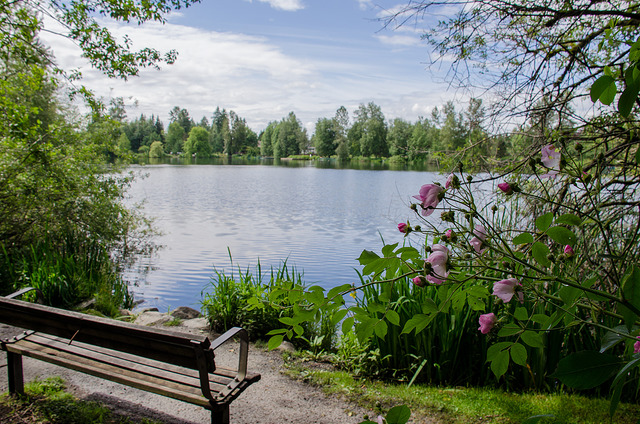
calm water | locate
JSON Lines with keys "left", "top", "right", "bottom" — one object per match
{"left": 124, "top": 160, "right": 445, "bottom": 311}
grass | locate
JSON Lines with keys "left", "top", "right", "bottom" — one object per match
{"left": 0, "top": 377, "right": 161, "bottom": 424}
{"left": 282, "top": 354, "right": 640, "bottom": 424}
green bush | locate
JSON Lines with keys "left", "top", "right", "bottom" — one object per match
{"left": 201, "top": 258, "right": 339, "bottom": 348}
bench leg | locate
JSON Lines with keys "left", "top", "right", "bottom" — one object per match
{"left": 7, "top": 352, "right": 24, "bottom": 395}
{"left": 211, "top": 405, "right": 230, "bottom": 424}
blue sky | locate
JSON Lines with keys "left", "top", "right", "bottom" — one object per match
{"left": 45, "top": 0, "right": 463, "bottom": 132}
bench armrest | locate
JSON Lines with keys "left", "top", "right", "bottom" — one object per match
{"left": 5, "top": 287, "right": 43, "bottom": 303}
{"left": 210, "top": 327, "right": 248, "bottom": 382}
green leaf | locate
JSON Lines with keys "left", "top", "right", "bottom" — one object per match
{"left": 510, "top": 342, "right": 528, "bottom": 366}
{"left": 521, "top": 331, "right": 545, "bottom": 348}
{"left": 513, "top": 232, "right": 534, "bottom": 245}
{"left": 402, "top": 314, "right": 434, "bottom": 335}
{"left": 546, "top": 226, "right": 577, "bottom": 246}
{"left": 600, "top": 325, "right": 631, "bottom": 353}
{"left": 342, "top": 316, "right": 355, "bottom": 334}
{"left": 531, "top": 242, "right": 551, "bottom": 267}
{"left": 619, "top": 84, "right": 640, "bottom": 117}
{"left": 385, "top": 309, "right": 400, "bottom": 326}
{"left": 590, "top": 75, "right": 616, "bottom": 104}
{"left": 514, "top": 307, "right": 528, "bottom": 321}
{"left": 551, "top": 351, "right": 622, "bottom": 389}
{"left": 327, "top": 283, "right": 353, "bottom": 299}
{"left": 374, "top": 320, "right": 388, "bottom": 339}
{"left": 266, "top": 328, "right": 287, "bottom": 335}
{"left": 491, "top": 349, "right": 510, "bottom": 378}
{"left": 268, "top": 334, "right": 284, "bottom": 351}
{"left": 636, "top": 147, "right": 640, "bottom": 164}
{"left": 358, "top": 250, "right": 380, "bottom": 265}
{"left": 486, "top": 342, "right": 512, "bottom": 361}
{"left": 559, "top": 285, "right": 581, "bottom": 306}
{"left": 331, "top": 309, "right": 348, "bottom": 327}
{"left": 535, "top": 213, "right": 554, "bottom": 232}
{"left": 386, "top": 405, "right": 411, "bottom": 424}
{"left": 278, "top": 316, "right": 298, "bottom": 326}
{"left": 556, "top": 213, "right": 582, "bottom": 226}
{"left": 622, "top": 265, "right": 640, "bottom": 311}
{"left": 531, "top": 314, "right": 549, "bottom": 326}
{"left": 498, "top": 324, "right": 522, "bottom": 337}
{"left": 381, "top": 242, "right": 399, "bottom": 258}
{"left": 421, "top": 298, "right": 438, "bottom": 314}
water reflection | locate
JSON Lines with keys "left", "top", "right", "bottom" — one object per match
{"left": 145, "top": 156, "right": 439, "bottom": 172}
{"left": 125, "top": 162, "right": 446, "bottom": 311}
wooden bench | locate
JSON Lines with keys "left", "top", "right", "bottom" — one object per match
{"left": 0, "top": 289, "right": 260, "bottom": 424}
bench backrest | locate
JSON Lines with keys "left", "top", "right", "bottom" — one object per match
{"left": 0, "top": 297, "right": 215, "bottom": 372}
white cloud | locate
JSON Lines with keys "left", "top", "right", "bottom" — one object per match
{"left": 375, "top": 34, "right": 421, "bottom": 47}
{"left": 257, "top": 0, "right": 305, "bottom": 11}
{"left": 40, "top": 15, "right": 452, "bottom": 132}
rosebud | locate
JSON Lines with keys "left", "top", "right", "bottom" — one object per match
{"left": 414, "top": 225, "right": 422, "bottom": 232}
{"left": 564, "top": 245, "right": 574, "bottom": 257}
{"left": 498, "top": 182, "right": 513, "bottom": 195}
{"left": 398, "top": 223, "right": 409, "bottom": 234}
{"left": 412, "top": 275, "right": 427, "bottom": 287}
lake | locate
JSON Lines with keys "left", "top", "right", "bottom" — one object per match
{"left": 124, "top": 158, "right": 446, "bottom": 311}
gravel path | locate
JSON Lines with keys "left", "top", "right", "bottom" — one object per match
{"left": 0, "top": 314, "right": 375, "bottom": 424}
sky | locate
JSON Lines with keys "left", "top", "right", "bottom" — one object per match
{"left": 43, "top": 0, "right": 464, "bottom": 133}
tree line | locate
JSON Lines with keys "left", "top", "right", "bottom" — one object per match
{"left": 113, "top": 97, "right": 521, "bottom": 165}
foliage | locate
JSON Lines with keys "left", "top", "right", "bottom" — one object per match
{"left": 287, "top": 362, "right": 640, "bottom": 424}
{"left": 0, "top": 377, "right": 161, "bottom": 424}
{"left": 201, "top": 257, "right": 338, "bottom": 347}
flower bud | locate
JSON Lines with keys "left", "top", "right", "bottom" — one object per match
{"left": 412, "top": 275, "right": 427, "bottom": 287}
{"left": 498, "top": 182, "right": 513, "bottom": 195}
{"left": 441, "top": 211, "right": 455, "bottom": 222}
{"left": 398, "top": 222, "right": 410, "bottom": 234}
{"left": 564, "top": 245, "right": 574, "bottom": 257}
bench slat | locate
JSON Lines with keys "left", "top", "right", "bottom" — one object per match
{"left": 0, "top": 298, "right": 214, "bottom": 371}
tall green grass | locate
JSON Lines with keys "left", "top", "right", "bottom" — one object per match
{"left": 0, "top": 233, "right": 132, "bottom": 315}
{"left": 201, "top": 256, "right": 337, "bottom": 348}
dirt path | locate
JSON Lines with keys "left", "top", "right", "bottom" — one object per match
{"left": 0, "top": 315, "right": 375, "bottom": 424}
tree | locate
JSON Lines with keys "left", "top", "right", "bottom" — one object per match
{"left": 183, "top": 126, "right": 211, "bottom": 157}
{"left": 274, "top": 112, "right": 306, "bottom": 158}
{"left": 354, "top": 102, "right": 388, "bottom": 157}
{"left": 314, "top": 117, "right": 337, "bottom": 157}
{"left": 165, "top": 121, "right": 186, "bottom": 154}
{"left": 260, "top": 122, "right": 277, "bottom": 157}
{"left": 169, "top": 106, "right": 194, "bottom": 135}
{"left": 149, "top": 141, "right": 164, "bottom": 158}
{"left": 387, "top": 118, "right": 412, "bottom": 157}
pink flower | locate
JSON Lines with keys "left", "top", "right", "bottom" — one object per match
{"left": 413, "top": 184, "right": 444, "bottom": 217}
{"left": 498, "top": 182, "right": 512, "bottom": 194}
{"left": 412, "top": 275, "right": 427, "bottom": 287}
{"left": 377, "top": 415, "right": 385, "bottom": 424}
{"left": 398, "top": 223, "right": 408, "bottom": 233}
{"left": 492, "top": 278, "right": 523, "bottom": 303}
{"left": 470, "top": 225, "right": 487, "bottom": 254}
{"left": 445, "top": 229, "right": 453, "bottom": 238}
{"left": 541, "top": 144, "right": 561, "bottom": 177}
{"left": 426, "top": 244, "right": 449, "bottom": 284}
{"left": 564, "top": 245, "right": 574, "bottom": 257}
{"left": 634, "top": 336, "right": 640, "bottom": 354}
{"left": 478, "top": 313, "right": 497, "bottom": 334}
{"left": 446, "top": 174, "right": 454, "bottom": 189}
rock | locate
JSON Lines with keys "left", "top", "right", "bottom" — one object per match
{"left": 76, "top": 298, "right": 96, "bottom": 310}
{"left": 140, "top": 307, "right": 159, "bottom": 313}
{"left": 134, "top": 311, "right": 170, "bottom": 326}
{"left": 277, "top": 341, "right": 296, "bottom": 353}
{"left": 181, "top": 318, "right": 209, "bottom": 331}
{"left": 118, "top": 309, "right": 134, "bottom": 317}
{"left": 170, "top": 306, "right": 201, "bottom": 320}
